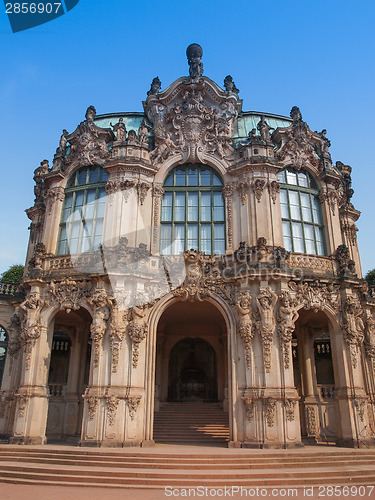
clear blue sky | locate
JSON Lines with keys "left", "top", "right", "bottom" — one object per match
{"left": 0, "top": 0, "right": 374, "bottom": 275}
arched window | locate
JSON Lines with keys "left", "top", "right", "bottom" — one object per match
{"left": 279, "top": 168, "right": 326, "bottom": 256}
{"left": 0, "top": 327, "right": 8, "bottom": 388}
{"left": 160, "top": 165, "right": 225, "bottom": 255}
{"left": 57, "top": 166, "right": 108, "bottom": 255}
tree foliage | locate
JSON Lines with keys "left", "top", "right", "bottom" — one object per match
{"left": 365, "top": 268, "right": 375, "bottom": 287}
{"left": 0, "top": 264, "right": 24, "bottom": 283}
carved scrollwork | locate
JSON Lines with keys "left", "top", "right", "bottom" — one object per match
{"left": 305, "top": 405, "right": 319, "bottom": 437}
{"left": 236, "top": 181, "right": 249, "bottom": 206}
{"left": 242, "top": 397, "right": 255, "bottom": 423}
{"left": 284, "top": 399, "right": 296, "bottom": 422}
{"left": 252, "top": 179, "right": 266, "bottom": 203}
{"left": 353, "top": 397, "right": 366, "bottom": 422}
{"left": 288, "top": 280, "right": 339, "bottom": 313}
{"left": 105, "top": 395, "right": 119, "bottom": 426}
{"left": 48, "top": 278, "right": 92, "bottom": 314}
{"left": 87, "top": 396, "right": 99, "bottom": 420}
{"left": 341, "top": 296, "right": 365, "bottom": 368}
{"left": 268, "top": 180, "right": 280, "bottom": 204}
{"left": 263, "top": 398, "right": 277, "bottom": 427}
{"left": 127, "top": 396, "right": 142, "bottom": 421}
{"left": 16, "top": 394, "right": 30, "bottom": 418}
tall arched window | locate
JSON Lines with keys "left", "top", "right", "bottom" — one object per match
{"left": 57, "top": 166, "right": 108, "bottom": 255}
{"left": 160, "top": 165, "right": 225, "bottom": 255}
{"left": 0, "top": 327, "right": 8, "bottom": 388}
{"left": 279, "top": 168, "right": 326, "bottom": 256}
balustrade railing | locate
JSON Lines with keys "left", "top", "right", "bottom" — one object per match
{"left": 318, "top": 385, "right": 335, "bottom": 400}
{"left": 48, "top": 384, "right": 66, "bottom": 397}
{"left": 0, "top": 281, "right": 20, "bottom": 296}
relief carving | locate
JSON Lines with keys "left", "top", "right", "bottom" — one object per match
{"left": 87, "top": 396, "right": 99, "bottom": 420}
{"left": 127, "top": 396, "right": 142, "bottom": 421}
{"left": 255, "top": 287, "right": 277, "bottom": 372}
{"left": 341, "top": 296, "right": 365, "bottom": 368}
{"left": 268, "top": 180, "right": 280, "bottom": 204}
{"left": 263, "top": 398, "right": 277, "bottom": 427}
{"left": 48, "top": 278, "right": 92, "bottom": 313}
{"left": 89, "top": 288, "right": 110, "bottom": 368}
{"left": 127, "top": 305, "right": 149, "bottom": 368}
{"left": 108, "top": 296, "right": 127, "bottom": 373}
{"left": 284, "top": 399, "right": 296, "bottom": 422}
{"left": 105, "top": 395, "right": 119, "bottom": 426}
{"left": 252, "top": 179, "right": 266, "bottom": 203}
{"left": 305, "top": 405, "right": 319, "bottom": 437}
{"left": 277, "top": 291, "right": 299, "bottom": 369}
{"left": 236, "top": 290, "right": 253, "bottom": 369}
{"left": 242, "top": 397, "right": 255, "bottom": 423}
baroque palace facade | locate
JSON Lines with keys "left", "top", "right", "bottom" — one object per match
{"left": 0, "top": 44, "right": 374, "bottom": 449}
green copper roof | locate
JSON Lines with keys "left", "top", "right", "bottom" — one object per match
{"left": 94, "top": 111, "right": 292, "bottom": 145}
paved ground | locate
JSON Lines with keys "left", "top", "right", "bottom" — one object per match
{"left": 1, "top": 483, "right": 372, "bottom": 500}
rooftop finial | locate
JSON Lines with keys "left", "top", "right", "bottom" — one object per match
{"left": 186, "top": 43, "right": 203, "bottom": 79}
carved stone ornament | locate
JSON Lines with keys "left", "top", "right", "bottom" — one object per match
{"left": 222, "top": 184, "right": 233, "bottom": 248}
{"left": 89, "top": 288, "right": 110, "bottom": 368}
{"left": 236, "top": 181, "right": 249, "bottom": 206}
{"left": 19, "top": 293, "right": 45, "bottom": 370}
{"left": 108, "top": 297, "right": 127, "bottom": 373}
{"left": 242, "top": 397, "right": 255, "bottom": 423}
{"left": 186, "top": 43, "right": 203, "bottom": 80}
{"left": 105, "top": 395, "right": 119, "bottom": 426}
{"left": 263, "top": 398, "right": 277, "bottom": 427}
{"left": 28, "top": 242, "right": 47, "bottom": 274}
{"left": 288, "top": 279, "right": 339, "bottom": 314}
{"left": 284, "top": 399, "right": 296, "bottom": 422}
{"left": 268, "top": 180, "right": 280, "bottom": 204}
{"left": 152, "top": 185, "right": 164, "bottom": 246}
{"left": 48, "top": 278, "right": 92, "bottom": 314}
{"left": 64, "top": 106, "right": 114, "bottom": 167}
{"left": 87, "top": 396, "right": 99, "bottom": 420}
{"left": 341, "top": 221, "right": 358, "bottom": 247}
{"left": 223, "top": 75, "right": 239, "bottom": 94}
{"left": 128, "top": 305, "right": 149, "bottom": 368}
{"left": 111, "top": 117, "right": 127, "bottom": 143}
{"left": 137, "top": 182, "right": 151, "bottom": 205}
{"left": 172, "top": 250, "right": 211, "bottom": 302}
{"left": 273, "top": 106, "right": 320, "bottom": 171}
{"left": 105, "top": 178, "right": 136, "bottom": 202}
{"left": 353, "top": 397, "right": 366, "bottom": 422}
{"left": 252, "top": 179, "right": 266, "bottom": 203}
{"left": 16, "top": 394, "right": 30, "bottom": 418}
{"left": 144, "top": 62, "right": 242, "bottom": 165}
{"left": 33, "top": 160, "right": 49, "bottom": 207}
{"left": 46, "top": 186, "right": 65, "bottom": 215}
{"left": 320, "top": 190, "right": 339, "bottom": 216}
{"left": 127, "top": 396, "right": 142, "bottom": 421}
{"left": 336, "top": 161, "right": 354, "bottom": 208}
{"left": 236, "top": 290, "right": 253, "bottom": 369}
{"left": 341, "top": 296, "right": 365, "bottom": 368}
{"left": 277, "top": 291, "right": 299, "bottom": 369}
{"left": 7, "top": 313, "right": 22, "bottom": 374}
{"left": 335, "top": 244, "right": 356, "bottom": 275}
{"left": 255, "top": 287, "right": 278, "bottom": 372}
{"left": 305, "top": 405, "right": 319, "bottom": 437}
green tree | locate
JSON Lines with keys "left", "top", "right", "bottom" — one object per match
{"left": 365, "top": 268, "right": 375, "bottom": 287}
{"left": 0, "top": 264, "right": 24, "bottom": 283}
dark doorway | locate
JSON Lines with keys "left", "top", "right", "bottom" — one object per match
{"left": 168, "top": 338, "right": 217, "bottom": 401}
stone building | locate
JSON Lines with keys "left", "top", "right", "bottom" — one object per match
{"left": 0, "top": 44, "right": 374, "bottom": 449}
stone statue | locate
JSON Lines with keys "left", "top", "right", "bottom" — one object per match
{"left": 186, "top": 43, "right": 203, "bottom": 79}
{"left": 33, "top": 160, "right": 49, "bottom": 206}
{"left": 257, "top": 116, "right": 272, "bottom": 141}
{"left": 147, "top": 77, "right": 161, "bottom": 96}
{"left": 85, "top": 105, "right": 96, "bottom": 122}
{"left": 236, "top": 290, "right": 253, "bottom": 369}
{"left": 277, "top": 292, "right": 298, "bottom": 369}
{"left": 138, "top": 119, "right": 150, "bottom": 146}
{"left": 290, "top": 106, "right": 302, "bottom": 123}
{"left": 256, "top": 287, "right": 278, "bottom": 372}
{"left": 317, "top": 129, "right": 331, "bottom": 155}
{"left": 111, "top": 117, "right": 127, "bottom": 142}
{"left": 57, "top": 129, "right": 69, "bottom": 155}
{"left": 224, "top": 75, "right": 239, "bottom": 94}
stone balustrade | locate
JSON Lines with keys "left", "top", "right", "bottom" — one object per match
{"left": 0, "top": 282, "right": 20, "bottom": 296}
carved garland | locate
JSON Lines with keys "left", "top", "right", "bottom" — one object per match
{"left": 222, "top": 184, "right": 233, "bottom": 248}
{"left": 242, "top": 397, "right": 255, "bottom": 423}
{"left": 263, "top": 398, "right": 277, "bottom": 427}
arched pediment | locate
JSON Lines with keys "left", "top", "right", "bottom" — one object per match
{"left": 143, "top": 76, "right": 242, "bottom": 167}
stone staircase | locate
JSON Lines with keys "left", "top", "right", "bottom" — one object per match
{"left": 0, "top": 446, "right": 374, "bottom": 489}
{"left": 153, "top": 401, "right": 230, "bottom": 445}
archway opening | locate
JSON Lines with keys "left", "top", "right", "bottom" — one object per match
{"left": 153, "top": 299, "right": 229, "bottom": 445}
{"left": 168, "top": 337, "right": 217, "bottom": 401}
{"left": 46, "top": 307, "right": 91, "bottom": 442}
{"left": 293, "top": 308, "right": 338, "bottom": 445}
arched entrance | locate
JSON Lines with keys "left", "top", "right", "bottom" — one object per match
{"left": 168, "top": 337, "right": 217, "bottom": 401}
{"left": 293, "top": 308, "right": 338, "bottom": 444}
{"left": 46, "top": 307, "right": 91, "bottom": 442}
{"left": 153, "top": 299, "right": 229, "bottom": 445}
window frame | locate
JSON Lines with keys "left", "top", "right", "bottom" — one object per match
{"left": 56, "top": 166, "right": 108, "bottom": 256}
{"left": 279, "top": 168, "right": 326, "bottom": 256}
{"left": 160, "top": 165, "right": 225, "bottom": 255}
